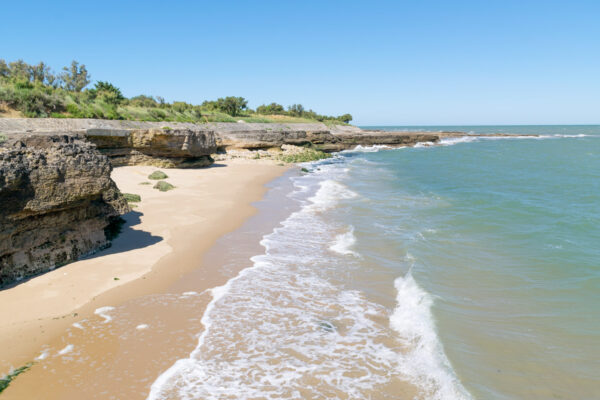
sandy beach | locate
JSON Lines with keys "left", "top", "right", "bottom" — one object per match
{"left": 0, "top": 160, "right": 289, "bottom": 398}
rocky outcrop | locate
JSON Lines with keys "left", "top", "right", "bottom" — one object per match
{"left": 0, "top": 119, "right": 218, "bottom": 168}
{"left": 0, "top": 119, "right": 443, "bottom": 157}
{"left": 211, "top": 122, "right": 440, "bottom": 151}
{"left": 0, "top": 133, "right": 129, "bottom": 286}
{"left": 86, "top": 128, "right": 216, "bottom": 168}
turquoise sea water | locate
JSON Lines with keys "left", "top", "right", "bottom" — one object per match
{"left": 149, "top": 126, "right": 599, "bottom": 399}
{"left": 350, "top": 126, "right": 600, "bottom": 398}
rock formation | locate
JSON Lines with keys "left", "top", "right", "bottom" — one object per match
{"left": 0, "top": 133, "right": 129, "bottom": 285}
{"left": 0, "top": 119, "right": 218, "bottom": 168}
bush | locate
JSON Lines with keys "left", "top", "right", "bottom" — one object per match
{"left": 129, "top": 95, "right": 158, "bottom": 108}
{"left": 0, "top": 85, "right": 64, "bottom": 117}
{"left": 153, "top": 181, "right": 175, "bottom": 192}
{"left": 279, "top": 148, "right": 331, "bottom": 163}
{"left": 122, "top": 193, "right": 141, "bottom": 202}
{"left": 148, "top": 108, "right": 167, "bottom": 120}
{"left": 148, "top": 170, "right": 168, "bottom": 180}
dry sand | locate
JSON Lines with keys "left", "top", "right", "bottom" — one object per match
{"left": 0, "top": 160, "right": 289, "bottom": 398}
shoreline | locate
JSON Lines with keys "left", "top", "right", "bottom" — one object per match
{"left": 0, "top": 160, "right": 290, "bottom": 396}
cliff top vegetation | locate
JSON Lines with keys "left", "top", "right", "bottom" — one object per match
{"left": 0, "top": 59, "right": 352, "bottom": 125}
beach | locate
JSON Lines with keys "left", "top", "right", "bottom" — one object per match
{"left": 0, "top": 160, "right": 288, "bottom": 399}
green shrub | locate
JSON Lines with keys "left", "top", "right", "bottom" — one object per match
{"left": 278, "top": 148, "right": 331, "bottom": 163}
{"left": 148, "top": 170, "right": 168, "bottom": 180}
{"left": 122, "top": 193, "right": 141, "bottom": 202}
{"left": 153, "top": 181, "right": 175, "bottom": 192}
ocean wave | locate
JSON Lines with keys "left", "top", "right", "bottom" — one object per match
{"left": 435, "top": 133, "right": 594, "bottom": 147}
{"left": 391, "top": 273, "right": 472, "bottom": 400}
{"left": 307, "top": 180, "right": 357, "bottom": 212}
{"left": 341, "top": 144, "right": 395, "bottom": 154}
{"left": 329, "top": 225, "right": 360, "bottom": 256}
{"left": 147, "top": 154, "right": 471, "bottom": 400}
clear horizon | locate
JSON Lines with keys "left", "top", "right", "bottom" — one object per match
{"left": 2, "top": 0, "right": 599, "bottom": 125}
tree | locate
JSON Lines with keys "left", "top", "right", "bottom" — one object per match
{"left": 0, "top": 59, "right": 9, "bottom": 78}
{"left": 215, "top": 96, "right": 248, "bottom": 116}
{"left": 288, "top": 104, "right": 305, "bottom": 116}
{"left": 256, "top": 102, "right": 285, "bottom": 115}
{"left": 8, "top": 60, "right": 31, "bottom": 81}
{"left": 89, "top": 81, "right": 124, "bottom": 105}
{"left": 61, "top": 60, "right": 90, "bottom": 92}
{"left": 30, "top": 62, "right": 56, "bottom": 86}
{"left": 337, "top": 113, "right": 353, "bottom": 123}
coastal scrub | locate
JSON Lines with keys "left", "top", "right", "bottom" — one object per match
{"left": 278, "top": 148, "right": 331, "bottom": 163}
{"left": 153, "top": 181, "right": 175, "bottom": 192}
{"left": 122, "top": 193, "right": 141, "bottom": 203}
{"left": 148, "top": 170, "right": 168, "bottom": 180}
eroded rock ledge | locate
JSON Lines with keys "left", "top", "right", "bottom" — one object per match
{"left": 0, "top": 119, "right": 218, "bottom": 168}
{"left": 0, "top": 133, "right": 129, "bottom": 286}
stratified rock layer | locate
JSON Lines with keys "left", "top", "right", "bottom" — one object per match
{"left": 0, "top": 119, "right": 218, "bottom": 168}
{"left": 0, "top": 133, "right": 129, "bottom": 285}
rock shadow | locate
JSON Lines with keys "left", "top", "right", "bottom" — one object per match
{"left": 86, "top": 210, "right": 163, "bottom": 259}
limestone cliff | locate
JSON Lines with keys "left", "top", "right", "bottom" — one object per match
{"left": 0, "top": 119, "right": 218, "bottom": 168}
{"left": 0, "top": 133, "right": 129, "bottom": 286}
{"left": 0, "top": 119, "right": 440, "bottom": 158}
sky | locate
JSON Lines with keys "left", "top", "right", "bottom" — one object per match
{"left": 1, "top": 0, "right": 599, "bottom": 125}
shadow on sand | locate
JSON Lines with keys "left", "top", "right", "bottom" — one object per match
{"left": 0, "top": 211, "right": 162, "bottom": 291}
{"left": 86, "top": 210, "right": 162, "bottom": 259}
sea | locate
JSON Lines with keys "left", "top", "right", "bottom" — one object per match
{"left": 148, "top": 126, "right": 600, "bottom": 399}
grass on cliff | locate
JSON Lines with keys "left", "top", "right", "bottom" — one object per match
{"left": 148, "top": 171, "right": 168, "bottom": 180}
{"left": 0, "top": 363, "right": 33, "bottom": 394}
{"left": 0, "top": 59, "right": 352, "bottom": 125}
{"left": 122, "top": 193, "right": 141, "bottom": 203}
{"left": 278, "top": 148, "right": 332, "bottom": 164}
{"left": 154, "top": 181, "right": 175, "bottom": 192}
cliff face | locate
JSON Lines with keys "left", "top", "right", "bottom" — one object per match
{"left": 211, "top": 122, "right": 439, "bottom": 151}
{"left": 85, "top": 128, "right": 217, "bottom": 168}
{"left": 0, "top": 119, "right": 440, "bottom": 158}
{"left": 0, "top": 119, "right": 218, "bottom": 168}
{"left": 0, "top": 133, "right": 129, "bottom": 286}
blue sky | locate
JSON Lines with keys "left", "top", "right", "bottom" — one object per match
{"left": 2, "top": 0, "right": 599, "bottom": 125}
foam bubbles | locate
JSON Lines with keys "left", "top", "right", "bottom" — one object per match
{"left": 94, "top": 306, "right": 115, "bottom": 323}
{"left": 391, "top": 273, "right": 472, "bottom": 400}
{"left": 147, "top": 154, "right": 471, "bottom": 400}
{"left": 136, "top": 324, "right": 149, "bottom": 330}
{"left": 330, "top": 226, "right": 359, "bottom": 256}
{"left": 307, "top": 180, "right": 357, "bottom": 212}
{"left": 57, "top": 344, "right": 74, "bottom": 356}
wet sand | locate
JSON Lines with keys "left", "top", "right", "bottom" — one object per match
{"left": 0, "top": 160, "right": 288, "bottom": 398}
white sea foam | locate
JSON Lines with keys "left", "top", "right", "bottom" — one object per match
{"left": 435, "top": 133, "right": 594, "bottom": 147}
{"left": 147, "top": 155, "right": 471, "bottom": 400}
{"left": 307, "top": 180, "right": 357, "bottom": 212}
{"left": 136, "top": 324, "right": 149, "bottom": 330}
{"left": 72, "top": 322, "right": 84, "bottom": 330}
{"left": 35, "top": 350, "right": 49, "bottom": 360}
{"left": 94, "top": 306, "right": 115, "bottom": 323}
{"left": 391, "top": 273, "right": 472, "bottom": 400}
{"left": 330, "top": 226, "right": 359, "bottom": 256}
{"left": 57, "top": 344, "right": 74, "bottom": 356}
{"left": 341, "top": 144, "right": 393, "bottom": 153}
